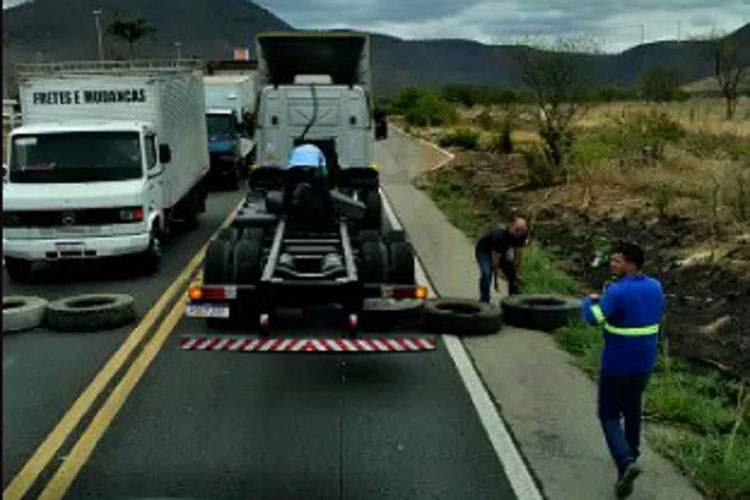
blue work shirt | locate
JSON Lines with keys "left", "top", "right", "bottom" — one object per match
{"left": 286, "top": 144, "right": 328, "bottom": 178}
{"left": 581, "top": 274, "right": 665, "bottom": 376}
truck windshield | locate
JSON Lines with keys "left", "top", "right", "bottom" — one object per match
{"left": 207, "top": 114, "right": 234, "bottom": 136}
{"left": 10, "top": 132, "right": 143, "bottom": 183}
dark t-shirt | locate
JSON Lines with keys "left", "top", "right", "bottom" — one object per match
{"left": 475, "top": 224, "right": 525, "bottom": 255}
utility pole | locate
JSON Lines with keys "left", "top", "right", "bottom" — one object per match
{"left": 174, "top": 42, "right": 183, "bottom": 59}
{"left": 93, "top": 8, "right": 104, "bottom": 61}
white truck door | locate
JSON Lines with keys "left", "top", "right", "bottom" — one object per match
{"left": 144, "top": 133, "right": 165, "bottom": 230}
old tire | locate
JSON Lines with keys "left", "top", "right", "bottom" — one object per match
{"left": 204, "top": 240, "right": 233, "bottom": 284}
{"left": 233, "top": 240, "right": 262, "bottom": 284}
{"left": 5, "top": 257, "right": 33, "bottom": 283}
{"left": 501, "top": 294, "right": 581, "bottom": 331}
{"left": 360, "top": 241, "right": 387, "bottom": 283}
{"left": 362, "top": 189, "right": 381, "bottom": 229}
{"left": 47, "top": 294, "right": 136, "bottom": 332}
{"left": 388, "top": 241, "right": 415, "bottom": 285}
{"left": 3, "top": 296, "right": 48, "bottom": 333}
{"left": 423, "top": 298, "right": 502, "bottom": 335}
{"left": 216, "top": 227, "right": 239, "bottom": 242}
{"left": 360, "top": 298, "right": 424, "bottom": 331}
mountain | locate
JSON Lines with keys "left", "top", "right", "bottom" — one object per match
{"left": 3, "top": 0, "right": 748, "bottom": 96}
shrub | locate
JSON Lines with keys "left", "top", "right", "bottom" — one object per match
{"left": 389, "top": 87, "right": 457, "bottom": 127}
{"left": 521, "top": 146, "right": 564, "bottom": 187}
{"left": 439, "top": 129, "right": 480, "bottom": 150}
{"left": 605, "top": 111, "right": 685, "bottom": 165}
{"left": 492, "top": 122, "right": 514, "bottom": 154}
{"left": 475, "top": 110, "right": 495, "bottom": 130}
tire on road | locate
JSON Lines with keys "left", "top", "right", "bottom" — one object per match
{"left": 204, "top": 240, "right": 233, "bottom": 284}
{"left": 501, "top": 294, "right": 581, "bottom": 331}
{"left": 3, "top": 296, "right": 48, "bottom": 333}
{"left": 360, "top": 298, "right": 424, "bottom": 331}
{"left": 388, "top": 241, "right": 415, "bottom": 285}
{"left": 47, "top": 294, "right": 136, "bottom": 332}
{"left": 233, "top": 240, "right": 262, "bottom": 284}
{"left": 360, "top": 241, "right": 387, "bottom": 283}
{"left": 423, "top": 298, "right": 502, "bottom": 335}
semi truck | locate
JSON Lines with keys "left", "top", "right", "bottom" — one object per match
{"left": 2, "top": 60, "right": 209, "bottom": 281}
{"left": 180, "top": 32, "right": 435, "bottom": 348}
{"left": 203, "top": 73, "right": 257, "bottom": 188}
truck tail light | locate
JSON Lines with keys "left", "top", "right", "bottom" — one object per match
{"left": 384, "top": 285, "right": 428, "bottom": 300}
{"left": 188, "top": 285, "right": 237, "bottom": 301}
{"left": 120, "top": 207, "right": 144, "bottom": 222}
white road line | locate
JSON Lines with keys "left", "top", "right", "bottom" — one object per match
{"left": 380, "top": 189, "right": 544, "bottom": 500}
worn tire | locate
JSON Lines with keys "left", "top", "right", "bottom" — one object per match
{"left": 388, "top": 241, "right": 415, "bottom": 285}
{"left": 360, "top": 241, "right": 387, "bottom": 283}
{"left": 233, "top": 240, "right": 262, "bottom": 284}
{"left": 204, "top": 240, "right": 233, "bottom": 284}
{"left": 501, "top": 294, "right": 581, "bottom": 331}
{"left": 5, "top": 257, "right": 33, "bottom": 283}
{"left": 423, "top": 298, "right": 502, "bottom": 335}
{"left": 241, "top": 227, "right": 264, "bottom": 244}
{"left": 47, "top": 294, "right": 135, "bottom": 332}
{"left": 362, "top": 189, "right": 381, "bottom": 229}
{"left": 360, "top": 298, "right": 424, "bottom": 331}
{"left": 3, "top": 296, "right": 48, "bottom": 333}
{"left": 216, "top": 227, "right": 239, "bottom": 242}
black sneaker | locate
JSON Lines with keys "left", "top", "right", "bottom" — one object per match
{"left": 615, "top": 462, "right": 641, "bottom": 499}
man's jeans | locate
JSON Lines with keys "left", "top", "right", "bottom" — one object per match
{"left": 598, "top": 373, "right": 650, "bottom": 474}
{"left": 476, "top": 250, "right": 517, "bottom": 303}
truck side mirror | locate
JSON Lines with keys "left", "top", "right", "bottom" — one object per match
{"left": 159, "top": 144, "right": 172, "bottom": 164}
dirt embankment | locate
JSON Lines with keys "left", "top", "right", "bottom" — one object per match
{"left": 427, "top": 151, "right": 750, "bottom": 379}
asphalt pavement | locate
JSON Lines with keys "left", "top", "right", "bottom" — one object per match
{"left": 2, "top": 142, "right": 518, "bottom": 499}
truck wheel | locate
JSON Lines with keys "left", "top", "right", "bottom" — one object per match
{"left": 3, "top": 296, "right": 48, "bottom": 333}
{"left": 5, "top": 257, "right": 33, "bottom": 283}
{"left": 501, "top": 294, "right": 581, "bottom": 331}
{"left": 216, "top": 227, "right": 239, "bottom": 242}
{"left": 204, "top": 240, "right": 232, "bottom": 284}
{"left": 240, "top": 227, "right": 264, "bottom": 244}
{"left": 362, "top": 189, "right": 381, "bottom": 229}
{"left": 139, "top": 232, "right": 161, "bottom": 275}
{"left": 360, "top": 241, "right": 387, "bottom": 283}
{"left": 233, "top": 240, "right": 262, "bottom": 284}
{"left": 384, "top": 229, "right": 406, "bottom": 244}
{"left": 47, "top": 294, "right": 136, "bottom": 332}
{"left": 423, "top": 298, "right": 502, "bottom": 335}
{"left": 359, "top": 229, "right": 380, "bottom": 242}
{"left": 388, "top": 241, "right": 415, "bottom": 285}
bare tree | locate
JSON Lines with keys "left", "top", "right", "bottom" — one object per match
{"left": 509, "top": 36, "right": 597, "bottom": 179}
{"left": 705, "top": 31, "right": 749, "bottom": 120}
{"left": 107, "top": 14, "right": 155, "bottom": 59}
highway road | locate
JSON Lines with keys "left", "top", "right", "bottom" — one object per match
{"left": 2, "top": 135, "right": 529, "bottom": 499}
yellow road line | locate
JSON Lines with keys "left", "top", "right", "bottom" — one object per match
{"left": 39, "top": 294, "right": 191, "bottom": 500}
{"left": 3, "top": 202, "right": 240, "bottom": 500}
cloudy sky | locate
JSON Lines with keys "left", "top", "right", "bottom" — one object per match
{"left": 3, "top": 0, "right": 749, "bottom": 52}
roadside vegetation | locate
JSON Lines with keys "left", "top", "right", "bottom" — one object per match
{"left": 415, "top": 79, "right": 750, "bottom": 496}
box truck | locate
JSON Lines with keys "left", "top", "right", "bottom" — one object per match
{"left": 2, "top": 60, "right": 209, "bottom": 281}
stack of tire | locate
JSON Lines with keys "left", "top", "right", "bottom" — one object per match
{"left": 3, "top": 294, "right": 135, "bottom": 333}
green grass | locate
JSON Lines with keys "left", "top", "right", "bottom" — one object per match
{"left": 421, "top": 165, "right": 750, "bottom": 499}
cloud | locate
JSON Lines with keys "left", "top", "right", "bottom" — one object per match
{"left": 255, "top": 0, "right": 750, "bottom": 52}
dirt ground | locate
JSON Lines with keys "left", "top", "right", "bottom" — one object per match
{"left": 422, "top": 149, "right": 750, "bottom": 380}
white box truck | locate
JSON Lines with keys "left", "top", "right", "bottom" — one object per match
{"left": 2, "top": 60, "right": 209, "bottom": 281}
{"left": 203, "top": 73, "right": 257, "bottom": 188}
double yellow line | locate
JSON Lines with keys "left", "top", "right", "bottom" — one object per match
{"left": 4, "top": 205, "right": 237, "bottom": 500}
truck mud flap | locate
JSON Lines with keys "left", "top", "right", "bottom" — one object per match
{"left": 179, "top": 336, "right": 438, "bottom": 353}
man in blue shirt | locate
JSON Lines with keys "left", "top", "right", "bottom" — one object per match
{"left": 284, "top": 144, "right": 333, "bottom": 220}
{"left": 581, "top": 242, "right": 665, "bottom": 499}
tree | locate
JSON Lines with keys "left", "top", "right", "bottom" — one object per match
{"left": 107, "top": 15, "right": 155, "bottom": 59}
{"left": 705, "top": 31, "right": 749, "bottom": 120}
{"left": 509, "top": 36, "right": 597, "bottom": 181}
{"left": 638, "top": 66, "right": 685, "bottom": 102}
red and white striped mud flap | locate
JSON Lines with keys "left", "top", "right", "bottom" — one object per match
{"left": 179, "top": 336, "right": 439, "bottom": 353}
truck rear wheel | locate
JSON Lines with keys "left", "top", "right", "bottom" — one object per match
{"left": 388, "top": 241, "right": 415, "bottom": 285}
{"left": 204, "top": 240, "right": 232, "bottom": 284}
{"left": 360, "top": 241, "right": 387, "bottom": 283}
{"left": 362, "top": 189, "right": 381, "bottom": 230}
{"left": 5, "top": 257, "right": 33, "bottom": 283}
{"left": 233, "top": 240, "right": 262, "bottom": 284}
{"left": 217, "top": 227, "right": 239, "bottom": 242}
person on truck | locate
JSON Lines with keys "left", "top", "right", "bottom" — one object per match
{"left": 283, "top": 143, "right": 333, "bottom": 221}
{"left": 580, "top": 242, "right": 665, "bottom": 499}
{"left": 474, "top": 215, "right": 528, "bottom": 302}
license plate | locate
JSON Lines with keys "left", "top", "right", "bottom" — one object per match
{"left": 57, "top": 226, "right": 89, "bottom": 235}
{"left": 55, "top": 242, "right": 85, "bottom": 253}
{"left": 185, "top": 304, "right": 230, "bottom": 319}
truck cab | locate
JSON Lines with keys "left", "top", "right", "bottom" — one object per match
{"left": 206, "top": 108, "right": 244, "bottom": 187}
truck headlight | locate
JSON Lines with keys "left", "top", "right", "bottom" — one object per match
{"left": 119, "top": 207, "right": 144, "bottom": 222}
